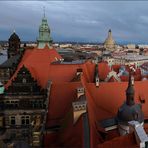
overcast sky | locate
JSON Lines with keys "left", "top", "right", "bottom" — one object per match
{"left": 1, "top": 1, "right": 148, "bottom": 43}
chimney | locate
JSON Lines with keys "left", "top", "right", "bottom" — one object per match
{"left": 128, "top": 121, "right": 148, "bottom": 148}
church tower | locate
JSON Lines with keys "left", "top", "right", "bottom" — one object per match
{"left": 8, "top": 30, "right": 21, "bottom": 58}
{"left": 37, "top": 9, "right": 52, "bottom": 49}
{"left": 104, "top": 29, "right": 116, "bottom": 51}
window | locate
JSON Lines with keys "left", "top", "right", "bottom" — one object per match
{"left": 31, "top": 100, "right": 43, "bottom": 108}
{"left": 5, "top": 100, "right": 19, "bottom": 108}
{"left": 10, "top": 116, "right": 15, "bottom": 125}
{"left": 21, "top": 115, "right": 30, "bottom": 125}
{"left": 22, "top": 78, "right": 26, "bottom": 83}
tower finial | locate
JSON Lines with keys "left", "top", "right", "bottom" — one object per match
{"left": 43, "top": 6, "right": 45, "bottom": 18}
{"left": 108, "top": 29, "right": 112, "bottom": 37}
{"left": 126, "top": 72, "right": 135, "bottom": 106}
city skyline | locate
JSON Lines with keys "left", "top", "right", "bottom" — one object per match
{"left": 1, "top": 1, "right": 148, "bottom": 43}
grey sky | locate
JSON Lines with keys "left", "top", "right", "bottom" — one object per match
{"left": 1, "top": 1, "right": 148, "bottom": 43}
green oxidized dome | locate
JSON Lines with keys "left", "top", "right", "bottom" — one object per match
{"left": 37, "top": 15, "right": 52, "bottom": 49}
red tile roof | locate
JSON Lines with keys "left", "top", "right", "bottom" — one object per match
{"left": 97, "top": 133, "right": 138, "bottom": 148}
{"left": 5, "top": 47, "right": 148, "bottom": 148}
{"left": 46, "top": 82, "right": 82, "bottom": 127}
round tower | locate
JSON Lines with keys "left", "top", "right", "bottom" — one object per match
{"left": 117, "top": 74, "right": 144, "bottom": 135}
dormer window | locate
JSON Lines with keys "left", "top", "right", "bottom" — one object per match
{"left": 72, "top": 100, "right": 87, "bottom": 124}
{"left": 77, "top": 87, "right": 85, "bottom": 98}
{"left": 76, "top": 68, "right": 83, "bottom": 76}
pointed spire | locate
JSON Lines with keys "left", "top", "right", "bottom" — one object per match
{"left": 126, "top": 73, "right": 135, "bottom": 106}
{"left": 43, "top": 6, "right": 45, "bottom": 18}
{"left": 13, "top": 29, "right": 15, "bottom": 33}
{"left": 94, "top": 63, "right": 99, "bottom": 87}
{"left": 108, "top": 29, "right": 112, "bottom": 37}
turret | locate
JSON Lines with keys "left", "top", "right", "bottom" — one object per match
{"left": 117, "top": 74, "right": 144, "bottom": 135}
{"left": 126, "top": 73, "right": 135, "bottom": 106}
{"left": 8, "top": 30, "right": 21, "bottom": 58}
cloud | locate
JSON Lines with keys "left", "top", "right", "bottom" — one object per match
{"left": 1, "top": 1, "right": 148, "bottom": 43}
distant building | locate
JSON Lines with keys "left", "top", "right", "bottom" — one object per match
{"left": 127, "top": 44, "right": 136, "bottom": 49}
{"left": 37, "top": 13, "right": 52, "bottom": 49}
{"left": 104, "top": 29, "right": 116, "bottom": 51}
{"left": 105, "top": 54, "right": 148, "bottom": 68}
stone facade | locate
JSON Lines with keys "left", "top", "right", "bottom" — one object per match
{"left": 0, "top": 66, "right": 48, "bottom": 147}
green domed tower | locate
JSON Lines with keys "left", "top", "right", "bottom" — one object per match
{"left": 37, "top": 12, "right": 52, "bottom": 49}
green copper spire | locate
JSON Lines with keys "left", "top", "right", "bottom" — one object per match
{"left": 37, "top": 8, "right": 52, "bottom": 49}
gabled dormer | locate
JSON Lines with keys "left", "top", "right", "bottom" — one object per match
{"left": 72, "top": 87, "right": 87, "bottom": 124}
{"left": 77, "top": 87, "right": 85, "bottom": 98}
{"left": 71, "top": 68, "right": 83, "bottom": 82}
{"left": 105, "top": 70, "right": 121, "bottom": 82}
{"left": 6, "top": 65, "right": 43, "bottom": 94}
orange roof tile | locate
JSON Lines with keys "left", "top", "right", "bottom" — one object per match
{"left": 97, "top": 133, "right": 138, "bottom": 148}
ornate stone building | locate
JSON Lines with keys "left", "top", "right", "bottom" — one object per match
{"left": 0, "top": 66, "right": 49, "bottom": 147}
{"left": 104, "top": 29, "right": 116, "bottom": 51}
